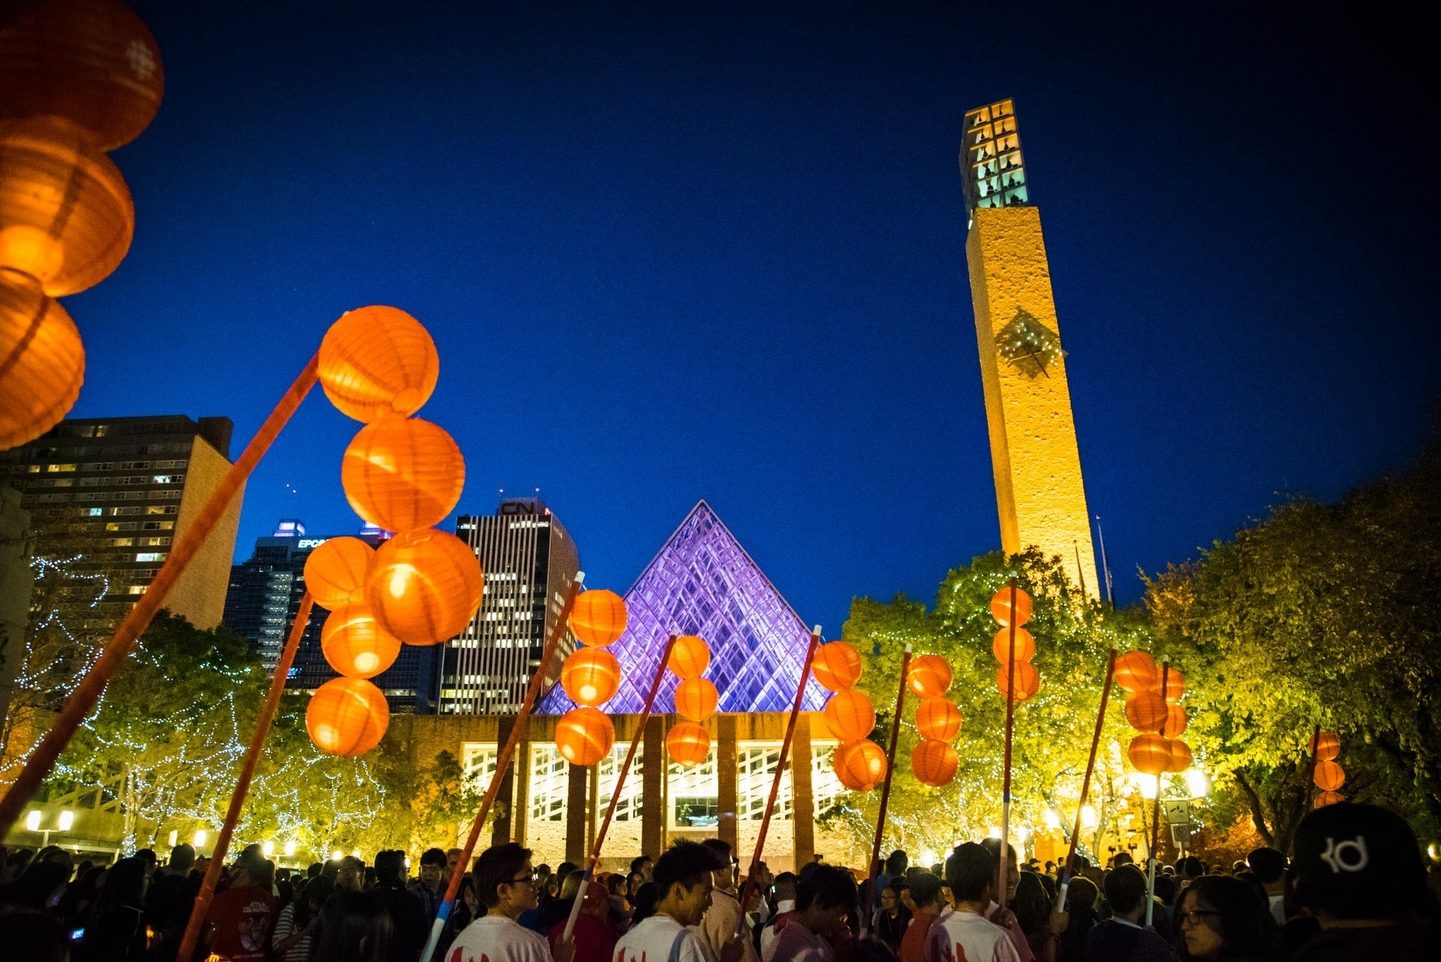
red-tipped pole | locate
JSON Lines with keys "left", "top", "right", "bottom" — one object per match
{"left": 1059, "top": 648, "right": 1117, "bottom": 912}
{"left": 863, "top": 644, "right": 912, "bottom": 935}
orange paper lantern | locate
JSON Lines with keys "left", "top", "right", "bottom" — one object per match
{"left": 0, "top": 271, "right": 83, "bottom": 449}
{"left": 0, "top": 0, "right": 165, "bottom": 151}
{"left": 991, "top": 626, "right": 1035, "bottom": 664}
{"left": 1158, "top": 667, "right": 1186, "bottom": 703}
{"left": 915, "top": 697, "right": 962, "bottom": 741}
{"left": 318, "top": 306, "right": 439, "bottom": 423}
{"left": 1314, "top": 790, "right": 1344, "bottom": 809}
{"left": 570, "top": 589, "right": 627, "bottom": 646}
{"left": 996, "top": 661, "right": 1040, "bottom": 702}
{"left": 912, "top": 739, "right": 959, "bottom": 787}
{"left": 320, "top": 603, "right": 402, "bottom": 679}
{"left": 1313, "top": 731, "right": 1341, "bottom": 762}
{"left": 811, "top": 642, "right": 862, "bottom": 691}
{"left": 907, "top": 654, "right": 952, "bottom": 698}
{"left": 668, "top": 635, "right": 710, "bottom": 679}
{"left": 560, "top": 647, "right": 622, "bottom": 707}
{"left": 674, "top": 677, "right": 719, "bottom": 722}
{"left": 822, "top": 688, "right": 876, "bottom": 742}
{"left": 666, "top": 721, "right": 711, "bottom": 766}
{"left": 367, "top": 528, "right": 483, "bottom": 645}
{"left": 306, "top": 677, "right": 389, "bottom": 756}
{"left": 341, "top": 417, "right": 465, "bottom": 533}
{"left": 1114, "top": 651, "right": 1159, "bottom": 694}
{"left": 0, "top": 119, "right": 134, "bottom": 296}
{"left": 1124, "top": 692, "right": 1170, "bottom": 733}
{"left": 555, "top": 707, "right": 614, "bottom": 766}
{"left": 835, "top": 739, "right": 888, "bottom": 791}
{"left": 1313, "top": 760, "right": 1346, "bottom": 792}
{"left": 303, "top": 536, "right": 375, "bottom": 610}
{"left": 988, "top": 585, "right": 1033, "bottom": 627}
{"left": 1164, "top": 738, "right": 1193, "bottom": 773}
{"left": 1127, "top": 734, "right": 1171, "bottom": 776}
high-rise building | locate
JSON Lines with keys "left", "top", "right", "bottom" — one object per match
{"left": 439, "top": 496, "right": 580, "bottom": 714}
{"left": 0, "top": 415, "right": 242, "bottom": 630}
{"left": 961, "top": 99, "right": 1100, "bottom": 597}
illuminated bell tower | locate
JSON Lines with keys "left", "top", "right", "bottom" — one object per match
{"left": 962, "top": 99, "right": 1099, "bottom": 598}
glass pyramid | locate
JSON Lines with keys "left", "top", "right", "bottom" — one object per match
{"left": 538, "top": 500, "right": 828, "bottom": 714}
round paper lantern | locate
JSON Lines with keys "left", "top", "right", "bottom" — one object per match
{"left": 915, "top": 697, "right": 962, "bottom": 741}
{"left": 822, "top": 688, "right": 876, "bottom": 742}
{"left": 1164, "top": 738, "right": 1193, "bottom": 773}
{"left": 666, "top": 721, "right": 711, "bottom": 766}
{"left": 1114, "top": 651, "right": 1159, "bottom": 694}
{"left": 811, "top": 642, "right": 862, "bottom": 691}
{"left": 560, "top": 647, "right": 621, "bottom": 707}
{"left": 303, "top": 536, "right": 375, "bottom": 610}
{"left": 667, "top": 635, "right": 710, "bottom": 679}
{"left": 1124, "top": 692, "right": 1169, "bottom": 734}
{"left": 996, "top": 661, "right": 1040, "bottom": 702}
{"left": 835, "top": 740, "right": 888, "bottom": 791}
{"left": 1313, "top": 731, "right": 1341, "bottom": 762}
{"left": 555, "top": 707, "right": 614, "bottom": 766}
{"left": 991, "top": 626, "right": 1035, "bottom": 664}
{"left": 341, "top": 417, "right": 464, "bottom": 533}
{"left": 988, "top": 585, "right": 1033, "bottom": 627}
{"left": 1314, "top": 790, "right": 1344, "bottom": 809}
{"left": 1158, "top": 668, "right": 1186, "bottom": 703}
{"left": 912, "top": 739, "right": 959, "bottom": 787}
{"left": 306, "top": 677, "right": 389, "bottom": 757}
{"left": 367, "top": 528, "right": 483, "bottom": 645}
{"left": 0, "top": 271, "right": 83, "bottom": 449}
{"left": 1127, "top": 734, "right": 1171, "bottom": 776}
{"left": 1313, "top": 760, "right": 1346, "bottom": 792}
{"left": 674, "top": 676, "right": 719, "bottom": 722}
{"left": 320, "top": 603, "right": 402, "bottom": 679}
{"left": 0, "top": 119, "right": 134, "bottom": 296}
{"left": 0, "top": 0, "right": 164, "bottom": 151}
{"left": 318, "top": 306, "right": 439, "bottom": 423}
{"left": 570, "top": 589, "right": 627, "bottom": 646}
{"left": 907, "top": 654, "right": 952, "bottom": 698}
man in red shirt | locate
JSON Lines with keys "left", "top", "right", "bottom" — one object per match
{"left": 204, "top": 859, "right": 277, "bottom": 962}
{"left": 899, "top": 872, "right": 942, "bottom": 962}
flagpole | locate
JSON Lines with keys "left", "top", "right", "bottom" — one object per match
{"left": 1059, "top": 648, "right": 1117, "bottom": 911}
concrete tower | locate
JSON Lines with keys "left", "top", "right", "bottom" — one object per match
{"left": 962, "top": 99, "right": 1099, "bottom": 598}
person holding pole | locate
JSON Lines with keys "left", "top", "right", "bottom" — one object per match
{"left": 449, "top": 843, "right": 573, "bottom": 962}
{"left": 614, "top": 842, "right": 734, "bottom": 962}
{"left": 701, "top": 839, "right": 760, "bottom": 962}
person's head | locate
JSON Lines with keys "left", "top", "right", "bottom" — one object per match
{"left": 312, "top": 889, "right": 394, "bottom": 962}
{"left": 168, "top": 843, "right": 196, "bottom": 874}
{"left": 474, "top": 843, "right": 538, "bottom": 918}
{"left": 336, "top": 855, "right": 365, "bottom": 892}
{"left": 654, "top": 840, "right": 726, "bottom": 926}
{"left": 886, "top": 850, "right": 908, "bottom": 876}
{"left": 1179, "top": 856, "right": 1204, "bottom": 880}
{"left": 1065, "top": 876, "right": 1099, "bottom": 916}
{"left": 99, "top": 856, "right": 150, "bottom": 909}
{"left": 980, "top": 838, "right": 1019, "bottom": 901}
{"left": 1245, "top": 847, "right": 1284, "bottom": 886}
{"left": 945, "top": 843, "right": 996, "bottom": 906}
{"left": 12, "top": 847, "right": 75, "bottom": 910}
{"left": 880, "top": 881, "right": 904, "bottom": 915}
{"left": 419, "top": 847, "right": 447, "bottom": 889}
{"left": 1177, "top": 875, "right": 1271, "bottom": 960}
{"left": 631, "top": 881, "right": 659, "bottom": 923}
{"left": 1103, "top": 864, "right": 1148, "bottom": 919}
{"left": 701, "top": 838, "right": 736, "bottom": 890}
{"left": 458, "top": 876, "right": 480, "bottom": 917}
{"left": 1292, "top": 802, "right": 1431, "bottom": 924}
{"left": 1112, "top": 851, "right": 1134, "bottom": 868}
{"left": 907, "top": 871, "right": 942, "bottom": 912}
{"left": 303, "top": 876, "right": 335, "bottom": 913}
{"left": 773, "top": 871, "right": 798, "bottom": 903}
{"left": 1010, "top": 871, "right": 1050, "bottom": 934}
{"left": 446, "top": 847, "right": 463, "bottom": 878}
{"left": 1153, "top": 873, "right": 1176, "bottom": 906}
{"left": 373, "top": 850, "right": 406, "bottom": 888}
{"left": 631, "top": 854, "right": 654, "bottom": 882}
{"left": 795, "top": 864, "right": 858, "bottom": 942}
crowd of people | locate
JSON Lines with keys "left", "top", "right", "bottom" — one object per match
{"left": 0, "top": 801, "right": 1435, "bottom": 961}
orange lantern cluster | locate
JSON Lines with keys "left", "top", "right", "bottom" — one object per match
{"left": 909, "top": 654, "right": 960, "bottom": 787}
{"left": 1, "top": 0, "right": 163, "bottom": 449}
{"left": 1311, "top": 731, "right": 1345, "bottom": 808}
{"left": 554, "top": 589, "right": 629, "bottom": 766}
{"left": 816, "top": 641, "right": 887, "bottom": 791}
{"left": 1118, "top": 652, "right": 1193, "bottom": 776}
{"left": 667, "top": 635, "right": 714, "bottom": 767}
{"left": 990, "top": 586, "right": 1040, "bottom": 702}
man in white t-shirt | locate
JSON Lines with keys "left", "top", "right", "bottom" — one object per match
{"left": 615, "top": 841, "right": 736, "bottom": 962}
{"left": 451, "top": 842, "right": 571, "bottom": 962}
{"left": 925, "top": 843, "right": 1019, "bottom": 962}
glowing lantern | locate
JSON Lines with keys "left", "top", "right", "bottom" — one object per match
{"left": 1313, "top": 731, "right": 1341, "bottom": 762}
{"left": 570, "top": 589, "right": 627, "bottom": 647}
{"left": 321, "top": 603, "right": 402, "bottom": 679}
{"left": 907, "top": 654, "right": 952, "bottom": 698}
{"left": 1159, "top": 668, "right": 1186, "bottom": 703}
{"left": 367, "top": 528, "right": 483, "bottom": 645}
{"left": 555, "top": 707, "right": 614, "bottom": 766}
{"left": 1164, "top": 738, "right": 1193, "bottom": 773}
{"left": 1114, "top": 651, "right": 1159, "bottom": 694}
{"left": 991, "top": 626, "right": 1035, "bottom": 663}
{"left": 306, "top": 677, "right": 389, "bottom": 757}
{"left": 318, "top": 306, "right": 439, "bottom": 423}
{"left": 912, "top": 739, "right": 959, "bottom": 787}
{"left": 560, "top": 648, "right": 621, "bottom": 707}
{"left": 303, "top": 536, "right": 375, "bottom": 610}
{"left": 988, "top": 585, "right": 1033, "bottom": 627}
{"left": 666, "top": 721, "right": 711, "bottom": 766}
{"left": 996, "top": 661, "right": 1040, "bottom": 702}
{"left": 673, "top": 677, "right": 719, "bottom": 722}
{"left": 0, "top": 272, "right": 83, "bottom": 449}
{"left": 0, "top": 119, "right": 134, "bottom": 296}
{"left": 1127, "top": 734, "right": 1171, "bottom": 776}
{"left": 915, "top": 697, "right": 962, "bottom": 741}
{"left": 1165, "top": 704, "right": 1189, "bottom": 737}
{"left": 835, "top": 740, "right": 888, "bottom": 791}
{"left": 0, "top": 0, "right": 165, "bottom": 151}
{"left": 1313, "top": 760, "right": 1346, "bottom": 792}
{"left": 667, "top": 635, "right": 710, "bottom": 679}
{"left": 810, "top": 642, "right": 862, "bottom": 691}
{"left": 1314, "top": 790, "right": 1344, "bottom": 809}
{"left": 822, "top": 689, "right": 876, "bottom": 742}
{"left": 340, "top": 417, "right": 464, "bottom": 533}
{"left": 1124, "top": 692, "right": 1170, "bottom": 733}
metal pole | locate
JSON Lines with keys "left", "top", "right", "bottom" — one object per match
{"left": 863, "top": 645, "right": 912, "bottom": 936}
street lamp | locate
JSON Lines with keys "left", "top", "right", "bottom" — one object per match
{"left": 24, "top": 809, "right": 74, "bottom": 846}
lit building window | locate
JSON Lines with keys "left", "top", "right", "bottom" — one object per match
{"left": 738, "top": 744, "right": 792, "bottom": 820}
{"left": 529, "top": 745, "right": 568, "bottom": 823}
{"left": 669, "top": 750, "right": 719, "bottom": 828}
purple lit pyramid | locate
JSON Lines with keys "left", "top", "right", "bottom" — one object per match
{"left": 538, "top": 500, "right": 828, "bottom": 714}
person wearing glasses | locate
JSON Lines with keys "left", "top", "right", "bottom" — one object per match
{"left": 449, "top": 843, "right": 574, "bottom": 962}
{"left": 1174, "top": 875, "right": 1274, "bottom": 960}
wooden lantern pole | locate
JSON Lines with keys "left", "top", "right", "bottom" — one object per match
{"left": 997, "top": 579, "right": 1020, "bottom": 909}
{"left": 863, "top": 644, "right": 912, "bottom": 935}
{"left": 1305, "top": 724, "right": 1322, "bottom": 810}
{"left": 0, "top": 355, "right": 319, "bottom": 839}
{"left": 1144, "top": 659, "right": 1172, "bottom": 928}
{"left": 420, "top": 575, "right": 585, "bottom": 962}
{"left": 175, "top": 593, "right": 315, "bottom": 962}
{"left": 1059, "top": 648, "right": 1117, "bottom": 911}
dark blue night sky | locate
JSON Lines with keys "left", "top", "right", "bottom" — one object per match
{"left": 65, "top": 2, "right": 1437, "bottom": 635}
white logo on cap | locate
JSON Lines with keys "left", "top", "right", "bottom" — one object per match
{"left": 1319, "top": 835, "right": 1368, "bottom": 874}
